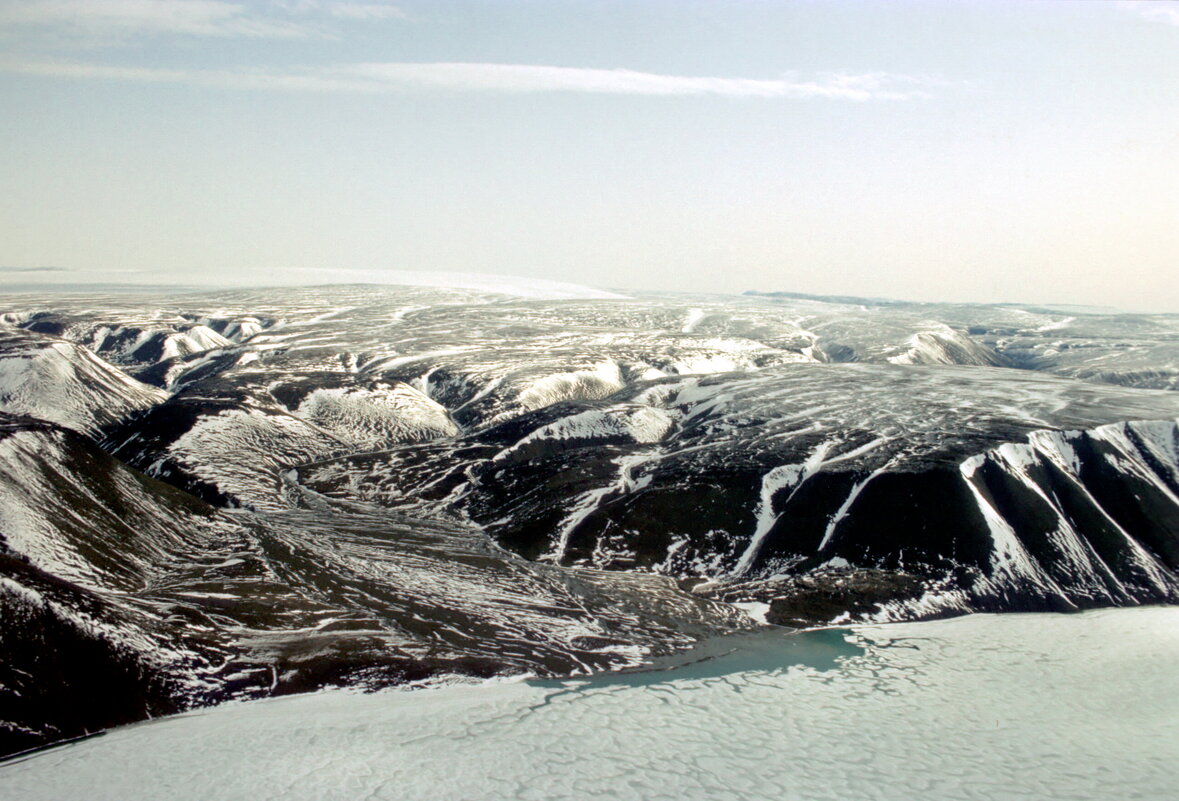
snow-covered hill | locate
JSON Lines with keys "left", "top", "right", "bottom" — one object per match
{"left": 1, "top": 283, "right": 1177, "bottom": 757}
{"left": 0, "top": 329, "right": 166, "bottom": 434}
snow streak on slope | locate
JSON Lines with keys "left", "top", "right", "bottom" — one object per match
{"left": 728, "top": 449, "right": 832, "bottom": 578}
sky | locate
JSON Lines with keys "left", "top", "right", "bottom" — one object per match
{"left": 0, "top": 0, "right": 1176, "bottom": 310}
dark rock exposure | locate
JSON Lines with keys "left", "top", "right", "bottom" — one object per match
{"left": 1, "top": 283, "right": 1177, "bottom": 757}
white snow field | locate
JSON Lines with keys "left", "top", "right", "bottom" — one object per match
{"left": 2, "top": 606, "right": 1176, "bottom": 801}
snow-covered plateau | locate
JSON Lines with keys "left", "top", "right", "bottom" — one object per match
{"left": 1, "top": 282, "right": 1177, "bottom": 763}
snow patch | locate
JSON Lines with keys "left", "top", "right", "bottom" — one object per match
{"left": 730, "top": 600, "right": 771, "bottom": 625}
{"left": 294, "top": 384, "right": 460, "bottom": 449}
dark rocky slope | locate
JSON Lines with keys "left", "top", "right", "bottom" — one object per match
{"left": 0, "top": 414, "right": 747, "bottom": 757}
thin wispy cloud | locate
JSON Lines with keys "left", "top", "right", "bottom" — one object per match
{"left": 272, "top": 0, "right": 406, "bottom": 20}
{"left": 0, "top": 0, "right": 312, "bottom": 39}
{"left": 0, "top": 0, "right": 406, "bottom": 42}
{"left": 4, "top": 59, "right": 370, "bottom": 92}
{"left": 326, "top": 3, "right": 405, "bottom": 20}
{"left": 0, "top": 59, "right": 940, "bottom": 100}
{"left": 1117, "top": 1, "right": 1179, "bottom": 28}
{"left": 341, "top": 63, "right": 937, "bottom": 99}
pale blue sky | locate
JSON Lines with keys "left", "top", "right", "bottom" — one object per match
{"left": 1, "top": 1, "right": 1176, "bottom": 309}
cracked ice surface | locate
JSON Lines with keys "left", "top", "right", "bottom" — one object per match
{"left": 2, "top": 607, "right": 1176, "bottom": 801}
